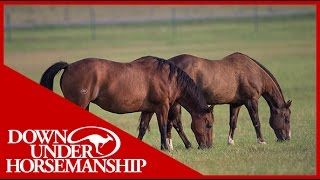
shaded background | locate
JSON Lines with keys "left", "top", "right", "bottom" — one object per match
{"left": 4, "top": 5, "right": 316, "bottom": 175}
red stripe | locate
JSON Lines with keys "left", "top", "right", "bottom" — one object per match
{"left": 0, "top": 1, "right": 318, "bottom": 179}
{"left": 316, "top": 1, "right": 320, "bottom": 178}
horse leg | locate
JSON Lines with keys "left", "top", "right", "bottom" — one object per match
{"left": 166, "top": 103, "right": 178, "bottom": 150}
{"left": 245, "top": 99, "right": 266, "bottom": 144}
{"left": 156, "top": 104, "right": 170, "bottom": 150}
{"left": 168, "top": 103, "right": 192, "bottom": 149}
{"left": 166, "top": 121, "right": 174, "bottom": 151}
{"left": 137, "top": 112, "right": 154, "bottom": 140}
{"left": 228, "top": 104, "right": 241, "bottom": 145}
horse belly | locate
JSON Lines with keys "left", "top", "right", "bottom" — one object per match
{"left": 203, "top": 86, "right": 237, "bottom": 104}
{"left": 199, "top": 73, "right": 238, "bottom": 104}
{"left": 93, "top": 86, "right": 148, "bottom": 114}
{"left": 203, "top": 78, "right": 262, "bottom": 105}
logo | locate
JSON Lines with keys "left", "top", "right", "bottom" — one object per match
{"left": 67, "top": 126, "right": 121, "bottom": 158}
{"left": 6, "top": 126, "right": 147, "bottom": 173}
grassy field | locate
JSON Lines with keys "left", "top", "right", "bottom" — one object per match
{"left": 4, "top": 8, "right": 316, "bottom": 175}
{"left": 5, "top": 5, "right": 314, "bottom": 26}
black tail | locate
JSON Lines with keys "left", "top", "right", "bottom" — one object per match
{"left": 40, "top": 62, "right": 68, "bottom": 90}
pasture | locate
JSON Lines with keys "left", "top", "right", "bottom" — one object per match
{"left": 4, "top": 9, "right": 316, "bottom": 175}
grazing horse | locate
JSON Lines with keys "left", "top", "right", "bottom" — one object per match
{"left": 39, "top": 56, "right": 214, "bottom": 150}
{"left": 138, "top": 52, "right": 292, "bottom": 149}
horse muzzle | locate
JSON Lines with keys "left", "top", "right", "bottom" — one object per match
{"left": 275, "top": 129, "right": 290, "bottom": 142}
{"left": 198, "top": 143, "right": 212, "bottom": 149}
{"left": 277, "top": 137, "right": 290, "bottom": 142}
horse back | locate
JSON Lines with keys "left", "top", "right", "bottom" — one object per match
{"left": 60, "top": 57, "right": 178, "bottom": 113}
{"left": 169, "top": 53, "right": 266, "bottom": 104}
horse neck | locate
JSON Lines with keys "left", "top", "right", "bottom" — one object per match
{"left": 163, "top": 59, "right": 207, "bottom": 117}
{"left": 176, "top": 88, "right": 206, "bottom": 118}
{"left": 262, "top": 81, "right": 285, "bottom": 112}
{"left": 177, "top": 96, "right": 196, "bottom": 116}
{"left": 247, "top": 54, "right": 286, "bottom": 112}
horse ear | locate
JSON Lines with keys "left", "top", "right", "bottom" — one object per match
{"left": 286, "top": 100, "right": 292, "bottom": 108}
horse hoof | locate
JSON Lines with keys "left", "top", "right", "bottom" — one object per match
{"left": 185, "top": 144, "right": 192, "bottom": 149}
{"left": 166, "top": 138, "right": 173, "bottom": 151}
{"left": 258, "top": 140, "right": 267, "bottom": 144}
{"left": 228, "top": 137, "right": 234, "bottom": 145}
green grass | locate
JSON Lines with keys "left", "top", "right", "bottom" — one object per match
{"left": 4, "top": 13, "right": 316, "bottom": 175}
{"left": 5, "top": 5, "right": 314, "bottom": 27}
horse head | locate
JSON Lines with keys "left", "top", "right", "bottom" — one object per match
{"left": 191, "top": 105, "right": 214, "bottom": 149}
{"left": 269, "top": 100, "right": 292, "bottom": 141}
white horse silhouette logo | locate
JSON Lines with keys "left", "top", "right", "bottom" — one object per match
{"left": 67, "top": 126, "right": 121, "bottom": 158}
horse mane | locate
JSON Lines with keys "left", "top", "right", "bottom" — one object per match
{"left": 151, "top": 56, "right": 209, "bottom": 113}
{"left": 236, "top": 52, "right": 285, "bottom": 102}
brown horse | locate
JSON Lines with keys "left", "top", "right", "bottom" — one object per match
{"left": 138, "top": 52, "right": 292, "bottom": 149}
{"left": 39, "top": 56, "right": 214, "bottom": 150}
